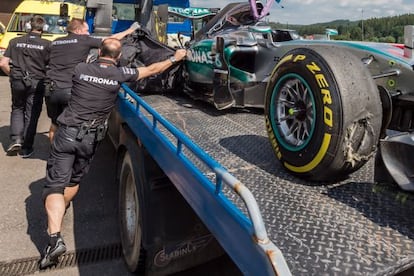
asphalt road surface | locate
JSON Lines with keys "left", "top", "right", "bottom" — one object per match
{"left": 0, "top": 75, "right": 135, "bottom": 275}
{"left": 0, "top": 76, "right": 240, "bottom": 276}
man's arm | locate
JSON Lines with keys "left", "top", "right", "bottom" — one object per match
{"left": 109, "top": 22, "right": 140, "bottom": 41}
{"left": 0, "top": 56, "right": 10, "bottom": 75}
{"left": 137, "top": 49, "right": 187, "bottom": 80}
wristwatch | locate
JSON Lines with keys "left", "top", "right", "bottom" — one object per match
{"left": 169, "top": 56, "right": 177, "bottom": 65}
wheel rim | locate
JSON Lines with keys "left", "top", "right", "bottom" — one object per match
{"left": 120, "top": 155, "right": 143, "bottom": 271}
{"left": 124, "top": 168, "right": 139, "bottom": 246}
{"left": 270, "top": 73, "right": 316, "bottom": 151}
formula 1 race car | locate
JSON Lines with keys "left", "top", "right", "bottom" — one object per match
{"left": 124, "top": 1, "right": 414, "bottom": 192}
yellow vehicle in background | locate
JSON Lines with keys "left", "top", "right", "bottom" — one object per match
{"left": 0, "top": 21, "right": 5, "bottom": 44}
{"left": 0, "top": 0, "right": 86, "bottom": 56}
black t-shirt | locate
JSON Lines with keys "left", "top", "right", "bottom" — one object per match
{"left": 57, "top": 61, "right": 138, "bottom": 127}
{"left": 47, "top": 33, "right": 101, "bottom": 88}
{"left": 4, "top": 32, "right": 50, "bottom": 80}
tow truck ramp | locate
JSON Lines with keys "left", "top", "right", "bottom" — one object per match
{"left": 119, "top": 85, "right": 414, "bottom": 275}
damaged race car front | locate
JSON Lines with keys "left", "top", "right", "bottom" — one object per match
{"left": 185, "top": 2, "right": 414, "bottom": 191}
{"left": 121, "top": 1, "right": 414, "bottom": 192}
{"left": 184, "top": 2, "right": 276, "bottom": 110}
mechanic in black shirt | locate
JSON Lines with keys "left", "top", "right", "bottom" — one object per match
{"left": 39, "top": 38, "right": 186, "bottom": 269}
{"left": 0, "top": 15, "right": 50, "bottom": 158}
{"left": 45, "top": 18, "right": 140, "bottom": 142}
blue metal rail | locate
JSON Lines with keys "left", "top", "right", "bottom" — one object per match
{"left": 118, "top": 84, "right": 291, "bottom": 275}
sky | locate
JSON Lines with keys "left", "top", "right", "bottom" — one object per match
{"left": 191, "top": 0, "right": 414, "bottom": 25}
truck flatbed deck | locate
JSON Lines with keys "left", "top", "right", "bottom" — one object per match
{"left": 138, "top": 92, "right": 414, "bottom": 275}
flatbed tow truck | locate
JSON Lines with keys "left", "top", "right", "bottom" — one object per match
{"left": 87, "top": 1, "right": 414, "bottom": 275}
{"left": 107, "top": 83, "right": 414, "bottom": 275}
{"left": 1, "top": 0, "right": 412, "bottom": 274}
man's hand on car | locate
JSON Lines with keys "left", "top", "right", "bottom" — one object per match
{"left": 174, "top": 49, "right": 187, "bottom": 62}
{"left": 130, "top": 22, "right": 141, "bottom": 31}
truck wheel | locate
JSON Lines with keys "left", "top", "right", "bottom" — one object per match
{"left": 119, "top": 152, "right": 145, "bottom": 272}
{"left": 265, "top": 47, "right": 382, "bottom": 181}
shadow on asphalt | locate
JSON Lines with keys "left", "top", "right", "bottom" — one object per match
{"left": 25, "top": 178, "right": 49, "bottom": 255}
{"left": 0, "top": 125, "right": 12, "bottom": 153}
{"left": 73, "top": 136, "right": 123, "bottom": 275}
{"left": 0, "top": 125, "right": 50, "bottom": 161}
{"left": 21, "top": 135, "right": 123, "bottom": 275}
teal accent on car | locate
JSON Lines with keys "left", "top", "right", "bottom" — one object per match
{"left": 248, "top": 25, "right": 272, "bottom": 34}
{"left": 285, "top": 40, "right": 413, "bottom": 67}
{"left": 270, "top": 73, "right": 316, "bottom": 152}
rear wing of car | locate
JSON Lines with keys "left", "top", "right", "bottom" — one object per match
{"left": 166, "top": 6, "right": 219, "bottom": 40}
{"left": 167, "top": 6, "right": 220, "bottom": 20}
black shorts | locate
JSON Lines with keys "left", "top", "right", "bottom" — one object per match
{"left": 45, "top": 87, "right": 71, "bottom": 124}
{"left": 45, "top": 126, "right": 98, "bottom": 192}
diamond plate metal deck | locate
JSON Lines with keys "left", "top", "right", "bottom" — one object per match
{"left": 141, "top": 93, "right": 414, "bottom": 276}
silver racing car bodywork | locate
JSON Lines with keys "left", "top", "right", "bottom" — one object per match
{"left": 185, "top": 3, "right": 414, "bottom": 111}
{"left": 129, "top": 1, "right": 414, "bottom": 191}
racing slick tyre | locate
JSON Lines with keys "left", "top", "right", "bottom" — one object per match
{"left": 264, "top": 47, "right": 382, "bottom": 181}
{"left": 119, "top": 151, "right": 145, "bottom": 273}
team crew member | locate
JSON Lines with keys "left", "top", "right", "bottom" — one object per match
{"left": 40, "top": 38, "right": 187, "bottom": 269}
{"left": 0, "top": 15, "right": 50, "bottom": 157}
{"left": 45, "top": 18, "right": 140, "bottom": 142}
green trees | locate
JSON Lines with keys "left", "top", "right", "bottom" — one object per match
{"left": 270, "top": 13, "right": 414, "bottom": 42}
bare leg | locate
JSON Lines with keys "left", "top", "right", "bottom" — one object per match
{"left": 41, "top": 192, "right": 71, "bottom": 269}
{"left": 45, "top": 194, "right": 66, "bottom": 234}
{"left": 63, "top": 185, "right": 79, "bottom": 208}
{"left": 49, "top": 123, "right": 57, "bottom": 142}
{"left": 45, "top": 185, "right": 79, "bottom": 234}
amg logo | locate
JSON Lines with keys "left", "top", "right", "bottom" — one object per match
{"left": 79, "top": 74, "right": 119, "bottom": 85}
